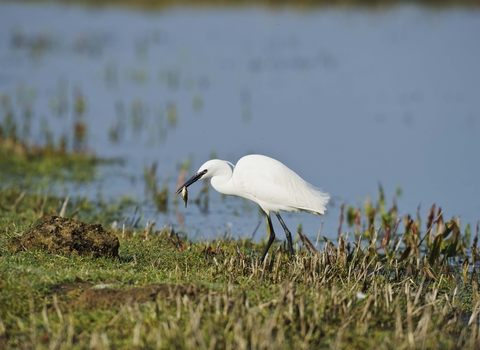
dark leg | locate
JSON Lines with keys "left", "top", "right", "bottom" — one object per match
{"left": 260, "top": 215, "right": 276, "bottom": 264}
{"left": 275, "top": 213, "right": 294, "bottom": 257}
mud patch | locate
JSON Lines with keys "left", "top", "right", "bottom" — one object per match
{"left": 68, "top": 283, "right": 201, "bottom": 310}
{"left": 49, "top": 277, "right": 92, "bottom": 298}
{"left": 10, "top": 216, "right": 119, "bottom": 257}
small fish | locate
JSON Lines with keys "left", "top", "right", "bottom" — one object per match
{"left": 181, "top": 186, "right": 188, "bottom": 208}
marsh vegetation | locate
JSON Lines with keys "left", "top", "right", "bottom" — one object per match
{"left": 1, "top": 180, "right": 479, "bottom": 348}
{"left": 1, "top": 1, "right": 480, "bottom": 348}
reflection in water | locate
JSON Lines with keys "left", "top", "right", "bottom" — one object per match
{"left": 0, "top": 3, "right": 479, "bottom": 240}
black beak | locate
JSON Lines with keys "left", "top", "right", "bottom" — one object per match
{"left": 175, "top": 169, "right": 208, "bottom": 195}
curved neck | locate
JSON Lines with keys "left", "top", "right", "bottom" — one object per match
{"left": 210, "top": 173, "right": 236, "bottom": 196}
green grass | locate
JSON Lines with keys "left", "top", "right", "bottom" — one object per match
{"left": 1, "top": 186, "right": 479, "bottom": 349}
{"left": 1, "top": 122, "right": 478, "bottom": 349}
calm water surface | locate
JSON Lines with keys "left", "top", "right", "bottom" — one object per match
{"left": 1, "top": 3, "right": 479, "bottom": 241}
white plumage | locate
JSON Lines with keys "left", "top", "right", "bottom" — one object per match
{"left": 176, "top": 154, "right": 329, "bottom": 262}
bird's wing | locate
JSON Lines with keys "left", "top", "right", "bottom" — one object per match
{"left": 233, "top": 157, "right": 329, "bottom": 214}
{"left": 233, "top": 162, "right": 316, "bottom": 213}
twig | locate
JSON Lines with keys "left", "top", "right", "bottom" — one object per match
{"left": 250, "top": 221, "right": 262, "bottom": 240}
{"left": 59, "top": 196, "right": 69, "bottom": 218}
{"left": 338, "top": 203, "right": 345, "bottom": 237}
{"left": 315, "top": 220, "right": 324, "bottom": 249}
{"left": 129, "top": 206, "right": 138, "bottom": 228}
{"left": 12, "top": 191, "right": 26, "bottom": 210}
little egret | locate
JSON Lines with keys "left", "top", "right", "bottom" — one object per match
{"left": 175, "top": 154, "right": 329, "bottom": 262}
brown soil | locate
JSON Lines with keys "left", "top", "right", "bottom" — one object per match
{"left": 67, "top": 283, "right": 201, "bottom": 310}
{"left": 49, "top": 277, "right": 92, "bottom": 297}
{"left": 10, "top": 216, "right": 202, "bottom": 311}
{"left": 10, "top": 215, "right": 119, "bottom": 257}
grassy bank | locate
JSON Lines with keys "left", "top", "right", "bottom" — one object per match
{"left": 1, "top": 183, "right": 479, "bottom": 349}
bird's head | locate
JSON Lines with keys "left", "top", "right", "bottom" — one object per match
{"left": 175, "top": 159, "right": 233, "bottom": 195}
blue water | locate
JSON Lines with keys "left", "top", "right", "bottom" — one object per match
{"left": 1, "top": 3, "right": 479, "bottom": 242}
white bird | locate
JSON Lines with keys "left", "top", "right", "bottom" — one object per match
{"left": 175, "top": 154, "right": 329, "bottom": 262}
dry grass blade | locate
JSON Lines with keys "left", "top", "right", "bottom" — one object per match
{"left": 297, "top": 231, "right": 318, "bottom": 253}
{"left": 418, "top": 210, "right": 443, "bottom": 248}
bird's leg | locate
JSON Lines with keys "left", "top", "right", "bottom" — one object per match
{"left": 260, "top": 215, "right": 276, "bottom": 264}
{"left": 275, "top": 213, "right": 295, "bottom": 257}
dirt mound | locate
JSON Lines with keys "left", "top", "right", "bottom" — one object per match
{"left": 69, "top": 283, "right": 201, "bottom": 310}
{"left": 10, "top": 216, "right": 119, "bottom": 257}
